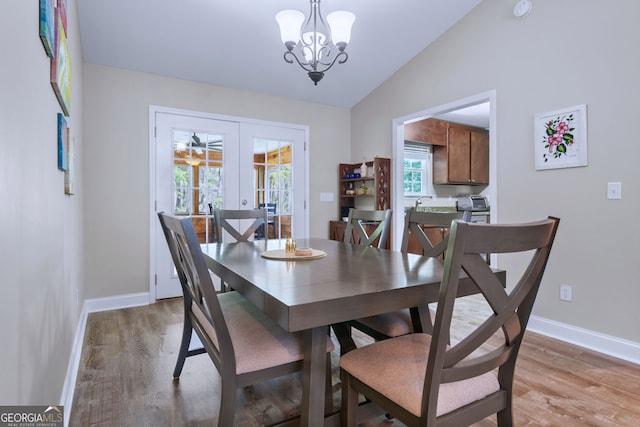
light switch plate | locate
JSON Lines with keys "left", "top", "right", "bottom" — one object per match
{"left": 607, "top": 182, "right": 621, "bottom": 200}
{"left": 320, "top": 192, "right": 334, "bottom": 202}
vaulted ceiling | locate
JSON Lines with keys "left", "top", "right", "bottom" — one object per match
{"left": 77, "top": 0, "right": 482, "bottom": 108}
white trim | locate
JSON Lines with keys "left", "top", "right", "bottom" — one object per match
{"left": 149, "top": 107, "right": 157, "bottom": 304}
{"left": 60, "top": 293, "right": 150, "bottom": 426}
{"left": 391, "top": 90, "right": 498, "bottom": 254}
{"left": 528, "top": 315, "right": 640, "bottom": 365}
{"left": 148, "top": 105, "right": 310, "bottom": 303}
{"left": 84, "top": 292, "right": 150, "bottom": 313}
{"left": 59, "top": 302, "right": 88, "bottom": 427}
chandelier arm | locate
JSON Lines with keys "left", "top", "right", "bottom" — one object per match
{"left": 283, "top": 49, "right": 348, "bottom": 75}
{"left": 313, "top": 51, "right": 348, "bottom": 73}
{"left": 283, "top": 50, "right": 315, "bottom": 73}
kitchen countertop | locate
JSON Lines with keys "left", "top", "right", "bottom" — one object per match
{"left": 415, "top": 206, "right": 490, "bottom": 216}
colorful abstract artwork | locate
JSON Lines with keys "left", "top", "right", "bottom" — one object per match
{"left": 39, "top": 0, "right": 56, "bottom": 57}
{"left": 534, "top": 104, "right": 588, "bottom": 171}
{"left": 50, "top": 5, "right": 72, "bottom": 116}
{"left": 58, "top": 113, "right": 68, "bottom": 171}
{"left": 57, "top": 0, "right": 68, "bottom": 34}
{"left": 65, "top": 133, "right": 75, "bottom": 195}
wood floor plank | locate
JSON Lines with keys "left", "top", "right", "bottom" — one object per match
{"left": 69, "top": 296, "right": 640, "bottom": 426}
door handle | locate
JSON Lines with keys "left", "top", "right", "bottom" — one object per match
{"left": 241, "top": 199, "right": 248, "bottom": 206}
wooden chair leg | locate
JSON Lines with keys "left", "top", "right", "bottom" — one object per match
{"left": 340, "top": 370, "right": 358, "bottom": 427}
{"left": 324, "top": 353, "right": 334, "bottom": 414}
{"left": 331, "top": 323, "right": 357, "bottom": 355}
{"left": 497, "top": 368, "right": 515, "bottom": 427}
{"left": 217, "top": 381, "right": 237, "bottom": 427}
{"left": 173, "top": 313, "right": 193, "bottom": 378}
{"left": 496, "top": 405, "right": 514, "bottom": 427}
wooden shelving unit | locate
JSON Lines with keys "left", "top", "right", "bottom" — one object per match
{"left": 337, "top": 157, "right": 391, "bottom": 219}
{"left": 329, "top": 157, "right": 391, "bottom": 249}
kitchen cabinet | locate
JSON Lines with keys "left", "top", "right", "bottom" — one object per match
{"left": 433, "top": 123, "right": 489, "bottom": 185}
{"left": 404, "top": 118, "right": 448, "bottom": 146}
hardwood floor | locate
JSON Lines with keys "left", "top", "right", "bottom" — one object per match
{"left": 69, "top": 296, "right": 640, "bottom": 426}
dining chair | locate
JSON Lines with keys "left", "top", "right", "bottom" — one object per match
{"left": 343, "top": 208, "right": 392, "bottom": 249}
{"left": 157, "top": 213, "right": 335, "bottom": 426}
{"left": 208, "top": 202, "right": 217, "bottom": 243}
{"left": 256, "top": 202, "right": 276, "bottom": 239}
{"left": 348, "top": 210, "right": 466, "bottom": 342}
{"left": 214, "top": 207, "right": 268, "bottom": 243}
{"left": 332, "top": 208, "right": 392, "bottom": 354}
{"left": 214, "top": 208, "right": 269, "bottom": 292}
{"left": 340, "top": 216, "right": 560, "bottom": 427}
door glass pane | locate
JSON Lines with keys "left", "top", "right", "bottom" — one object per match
{"left": 172, "top": 129, "right": 223, "bottom": 243}
{"left": 253, "top": 138, "right": 292, "bottom": 239}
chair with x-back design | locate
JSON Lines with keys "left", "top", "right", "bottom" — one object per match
{"left": 342, "top": 208, "right": 392, "bottom": 249}
{"left": 340, "top": 216, "right": 560, "bottom": 427}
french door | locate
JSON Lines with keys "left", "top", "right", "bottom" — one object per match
{"left": 152, "top": 109, "right": 307, "bottom": 299}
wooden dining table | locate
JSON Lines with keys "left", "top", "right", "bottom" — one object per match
{"left": 202, "top": 237, "right": 503, "bottom": 426}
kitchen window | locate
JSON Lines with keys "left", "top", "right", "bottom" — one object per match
{"left": 404, "top": 142, "right": 431, "bottom": 197}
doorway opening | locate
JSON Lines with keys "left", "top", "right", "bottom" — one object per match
{"left": 391, "top": 90, "right": 497, "bottom": 251}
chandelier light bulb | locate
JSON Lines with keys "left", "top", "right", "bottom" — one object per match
{"left": 326, "top": 11, "right": 355, "bottom": 49}
{"left": 275, "top": 10, "right": 305, "bottom": 49}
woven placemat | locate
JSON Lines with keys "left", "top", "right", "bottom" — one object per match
{"left": 260, "top": 249, "right": 327, "bottom": 260}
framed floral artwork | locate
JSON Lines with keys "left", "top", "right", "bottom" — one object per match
{"left": 535, "top": 104, "right": 587, "bottom": 170}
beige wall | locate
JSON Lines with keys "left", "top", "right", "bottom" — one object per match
{"left": 4, "top": 0, "right": 638, "bottom": 408}
{"left": 0, "top": 1, "right": 84, "bottom": 404}
{"left": 83, "top": 64, "right": 350, "bottom": 298}
{"left": 351, "top": 0, "right": 640, "bottom": 342}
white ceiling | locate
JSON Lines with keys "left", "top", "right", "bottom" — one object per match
{"left": 435, "top": 102, "right": 491, "bottom": 129}
{"left": 77, "top": 0, "right": 482, "bottom": 109}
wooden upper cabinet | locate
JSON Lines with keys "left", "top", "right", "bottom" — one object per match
{"left": 404, "top": 118, "right": 447, "bottom": 146}
{"left": 470, "top": 129, "right": 489, "bottom": 184}
{"left": 446, "top": 125, "right": 472, "bottom": 183}
{"left": 433, "top": 122, "right": 489, "bottom": 185}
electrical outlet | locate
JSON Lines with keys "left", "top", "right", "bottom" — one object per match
{"left": 560, "top": 284, "right": 572, "bottom": 302}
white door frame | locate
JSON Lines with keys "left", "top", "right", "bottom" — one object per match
{"left": 391, "top": 90, "right": 498, "bottom": 252}
{"left": 148, "top": 105, "right": 310, "bottom": 303}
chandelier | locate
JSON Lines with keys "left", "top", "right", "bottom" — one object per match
{"left": 275, "top": 0, "right": 355, "bottom": 85}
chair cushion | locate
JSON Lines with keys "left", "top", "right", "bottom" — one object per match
{"left": 355, "top": 309, "right": 414, "bottom": 337}
{"left": 355, "top": 307, "right": 437, "bottom": 337}
{"left": 340, "top": 333, "right": 499, "bottom": 417}
{"left": 192, "top": 292, "right": 334, "bottom": 375}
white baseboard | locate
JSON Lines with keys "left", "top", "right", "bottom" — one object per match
{"left": 84, "top": 292, "right": 150, "bottom": 313}
{"left": 528, "top": 315, "right": 640, "bottom": 365}
{"left": 59, "top": 302, "right": 88, "bottom": 426}
{"left": 60, "top": 292, "right": 150, "bottom": 426}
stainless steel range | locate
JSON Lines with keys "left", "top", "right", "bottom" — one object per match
{"left": 457, "top": 196, "right": 490, "bottom": 223}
